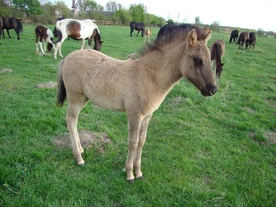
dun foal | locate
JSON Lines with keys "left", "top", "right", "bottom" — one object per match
{"left": 57, "top": 25, "right": 217, "bottom": 182}
{"left": 144, "top": 28, "right": 152, "bottom": 42}
{"left": 35, "top": 25, "right": 55, "bottom": 54}
{"left": 210, "top": 39, "right": 225, "bottom": 79}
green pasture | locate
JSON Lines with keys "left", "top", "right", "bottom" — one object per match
{"left": 0, "top": 24, "right": 275, "bottom": 206}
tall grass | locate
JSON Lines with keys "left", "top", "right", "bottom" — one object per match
{"left": 0, "top": 24, "right": 275, "bottom": 206}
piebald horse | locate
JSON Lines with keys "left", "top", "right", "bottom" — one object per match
{"left": 210, "top": 39, "right": 225, "bottom": 79}
{"left": 35, "top": 25, "right": 55, "bottom": 55}
{"left": 57, "top": 25, "right": 217, "bottom": 182}
{"left": 53, "top": 18, "right": 103, "bottom": 59}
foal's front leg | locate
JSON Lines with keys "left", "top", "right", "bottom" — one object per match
{"left": 133, "top": 114, "right": 152, "bottom": 179}
{"left": 125, "top": 115, "right": 143, "bottom": 182}
{"left": 39, "top": 42, "right": 45, "bottom": 54}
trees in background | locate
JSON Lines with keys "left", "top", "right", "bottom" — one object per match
{"left": 12, "top": 0, "right": 43, "bottom": 17}
{"left": 0, "top": 0, "right": 166, "bottom": 26}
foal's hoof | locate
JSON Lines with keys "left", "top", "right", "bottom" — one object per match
{"left": 78, "top": 163, "right": 85, "bottom": 167}
{"left": 77, "top": 162, "right": 85, "bottom": 167}
{"left": 136, "top": 175, "right": 145, "bottom": 180}
{"left": 127, "top": 179, "right": 135, "bottom": 184}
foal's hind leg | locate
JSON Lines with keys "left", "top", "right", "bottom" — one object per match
{"left": 66, "top": 95, "right": 88, "bottom": 165}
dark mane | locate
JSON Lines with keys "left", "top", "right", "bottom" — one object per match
{"left": 133, "top": 24, "right": 210, "bottom": 58}
{"left": 155, "top": 24, "right": 210, "bottom": 43}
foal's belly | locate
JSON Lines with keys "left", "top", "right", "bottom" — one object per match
{"left": 87, "top": 93, "right": 126, "bottom": 112}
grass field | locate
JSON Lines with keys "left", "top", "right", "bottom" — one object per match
{"left": 0, "top": 24, "right": 275, "bottom": 206}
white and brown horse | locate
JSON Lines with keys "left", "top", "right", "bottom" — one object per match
{"left": 53, "top": 18, "right": 103, "bottom": 59}
{"left": 210, "top": 39, "right": 225, "bottom": 79}
{"left": 57, "top": 24, "right": 217, "bottom": 182}
{"left": 35, "top": 25, "right": 55, "bottom": 55}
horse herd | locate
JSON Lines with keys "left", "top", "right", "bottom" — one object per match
{"left": 229, "top": 29, "right": 256, "bottom": 50}
{"left": 2, "top": 18, "right": 255, "bottom": 182}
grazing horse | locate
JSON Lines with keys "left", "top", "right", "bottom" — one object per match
{"left": 210, "top": 40, "right": 225, "bottom": 79}
{"left": 144, "top": 28, "right": 152, "bottom": 42}
{"left": 155, "top": 23, "right": 209, "bottom": 44}
{"left": 237, "top": 31, "right": 249, "bottom": 50}
{"left": 53, "top": 18, "right": 103, "bottom": 59}
{"left": 35, "top": 25, "right": 55, "bottom": 55}
{"left": 246, "top": 32, "right": 256, "bottom": 49}
{"left": 229, "top": 30, "right": 239, "bottom": 43}
{"left": 130, "top": 21, "right": 145, "bottom": 37}
{"left": 2, "top": 17, "right": 23, "bottom": 40}
{"left": 0, "top": 18, "right": 3, "bottom": 36}
{"left": 57, "top": 24, "right": 217, "bottom": 182}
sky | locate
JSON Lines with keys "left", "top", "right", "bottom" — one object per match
{"left": 58, "top": 0, "right": 276, "bottom": 32}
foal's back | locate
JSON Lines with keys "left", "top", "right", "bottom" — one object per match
{"left": 210, "top": 39, "right": 225, "bottom": 61}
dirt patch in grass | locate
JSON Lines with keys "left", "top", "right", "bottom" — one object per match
{"left": 55, "top": 130, "right": 112, "bottom": 152}
{"left": 36, "top": 81, "right": 57, "bottom": 88}
{"left": 264, "top": 131, "right": 276, "bottom": 145}
{"left": 0, "top": 68, "right": 13, "bottom": 73}
{"left": 248, "top": 131, "right": 276, "bottom": 145}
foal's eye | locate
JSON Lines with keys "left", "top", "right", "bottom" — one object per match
{"left": 193, "top": 57, "right": 203, "bottom": 67}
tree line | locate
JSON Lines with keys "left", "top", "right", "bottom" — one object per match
{"left": 0, "top": 0, "right": 167, "bottom": 26}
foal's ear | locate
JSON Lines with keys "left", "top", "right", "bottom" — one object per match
{"left": 188, "top": 29, "right": 197, "bottom": 48}
{"left": 203, "top": 30, "right": 212, "bottom": 44}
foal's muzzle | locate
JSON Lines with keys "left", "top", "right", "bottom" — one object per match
{"left": 201, "top": 83, "right": 217, "bottom": 96}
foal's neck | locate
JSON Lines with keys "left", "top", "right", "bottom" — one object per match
{"left": 138, "top": 47, "right": 183, "bottom": 91}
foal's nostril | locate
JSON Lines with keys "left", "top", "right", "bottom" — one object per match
{"left": 201, "top": 84, "right": 217, "bottom": 96}
{"left": 210, "top": 85, "right": 217, "bottom": 95}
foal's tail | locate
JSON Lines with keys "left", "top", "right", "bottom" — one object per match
{"left": 57, "top": 60, "right": 67, "bottom": 106}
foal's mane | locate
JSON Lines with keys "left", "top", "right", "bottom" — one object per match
{"left": 134, "top": 24, "right": 210, "bottom": 58}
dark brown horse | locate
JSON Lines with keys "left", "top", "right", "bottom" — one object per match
{"left": 229, "top": 29, "right": 239, "bottom": 43}
{"left": 246, "top": 32, "right": 256, "bottom": 49}
{"left": 0, "top": 18, "right": 3, "bottom": 36}
{"left": 2, "top": 17, "right": 23, "bottom": 40}
{"left": 237, "top": 32, "right": 249, "bottom": 50}
{"left": 130, "top": 21, "right": 145, "bottom": 37}
{"left": 210, "top": 40, "right": 225, "bottom": 79}
{"left": 155, "top": 23, "right": 210, "bottom": 44}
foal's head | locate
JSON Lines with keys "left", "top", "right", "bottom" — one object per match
{"left": 181, "top": 29, "right": 217, "bottom": 96}
{"left": 215, "top": 62, "right": 224, "bottom": 79}
{"left": 47, "top": 41, "right": 54, "bottom": 52}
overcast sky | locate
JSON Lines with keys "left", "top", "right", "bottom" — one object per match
{"left": 58, "top": 0, "right": 276, "bottom": 31}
